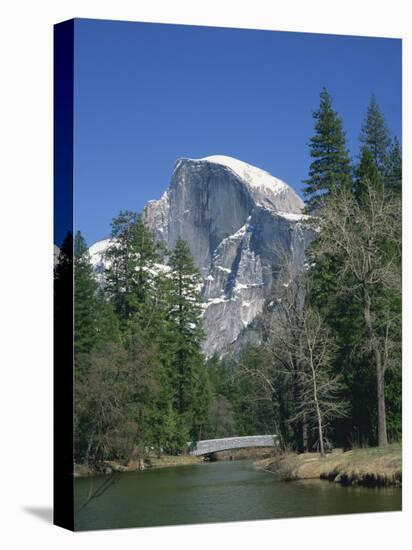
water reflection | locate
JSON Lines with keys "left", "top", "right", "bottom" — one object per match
{"left": 75, "top": 460, "right": 402, "bottom": 531}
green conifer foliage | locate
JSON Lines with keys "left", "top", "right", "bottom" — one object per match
{"left": 167, "top": 239, "right": 208, "bottom": 437}
{"left": 360, "top": 95, "right": 391, "bottom": 171}
{"left": 384, "top": 136, "right": 402, "bottom": 195}
{"left": 104, "top": 211, "right": 163, "bottom": 329}
{"left": 354, "top": 147, "right": 382, "bottom": 204}
{"left": 74, "top": 231, "right": 99, "bottom": 357}
{"left": 104, "top": 211, "right": 140, "bottom": 322}
{"left": 303, "top": 87, "right": 351, "bottom": 212}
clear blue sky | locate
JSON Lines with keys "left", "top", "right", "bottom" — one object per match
{"left": 73, "top": 18, "right": 401, "bottom": 246}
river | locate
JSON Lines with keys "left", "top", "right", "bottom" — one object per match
{"left": 74, "top": 460, "right": 401, "bottom": 530}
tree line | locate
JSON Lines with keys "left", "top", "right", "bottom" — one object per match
{"left": 55, "top": 89, "right": 401, "bottom": 466}
{"left": 70, "top": 217, "right": 215, "bottom": 466}
{"left": 222, "top": 89, "right": 401, "bottom": 454}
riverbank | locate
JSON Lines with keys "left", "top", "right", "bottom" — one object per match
{"left": 74, "top": 457, "right": 401, "bottom": 530}
{"left": 74, "top": 455, "right": 202, "bottom": 477}
{"left": 74, "top": 447, "right": 274, "bottom": 477}
{"left": 255, "top": 443, "right": 402, "bottom": 487}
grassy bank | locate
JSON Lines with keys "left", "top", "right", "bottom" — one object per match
{"left": 74, "top": 447, "right": 275, "bottom": 477}
{"left": 255, "top": 443, "right": 402, "bottom": 487}
{"left": 144, "top": 455, "right": 202, "bottom": 469}
{"left": 74, "top": 455, "right": 203, "bottom": 477}
{"left": 210, "top": 447, "right": 274, "bottom": 461}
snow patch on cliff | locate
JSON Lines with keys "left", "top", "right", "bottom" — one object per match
{"left": 198, "top": 155, "right": 288, "bottom": 195}
{"left": 277, "top": 211, "right": 309, "bottom": 222}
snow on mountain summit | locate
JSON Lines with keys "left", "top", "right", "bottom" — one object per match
{"left": 197, "top": 155, "right": 290, "bottom": 195}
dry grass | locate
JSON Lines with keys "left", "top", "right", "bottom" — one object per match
{"left": 144, "top": 455, "right": 202, "bottom": 469}
{"left": 256, "top": 443, "right": 402, "bottom": 487}
{"left": 74, "top": 463, "right": 94, "bottom": 477}
{"left": 74, "top": 455, "right": 202, "bottom": 476}
{"left": 213, "top": 447, "right": 274, "bottom": 461}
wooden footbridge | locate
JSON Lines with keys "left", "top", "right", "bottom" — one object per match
{"left": 189, "top": 435, "right": 278, "bottom": 456}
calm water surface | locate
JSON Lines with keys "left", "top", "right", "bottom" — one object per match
{"left": 74, "top": 460, "right": 401, "bottom": 530}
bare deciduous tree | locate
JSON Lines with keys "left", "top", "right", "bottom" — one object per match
{"left": 312, "top": 179, "right": 401, "bottom": 446}
{"left": 293, "top": 307, "right": 348, "bottom": 456}
{"left": 260, "top": 251, "right": 348, "bottom": 455}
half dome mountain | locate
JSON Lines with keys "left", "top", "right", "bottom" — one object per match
{"left": 90, "top": 155, "right": 311, "bottom": 356}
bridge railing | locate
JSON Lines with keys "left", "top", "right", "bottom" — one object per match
{"left": 189, "top": 435, "right": 278, "bottom": 456}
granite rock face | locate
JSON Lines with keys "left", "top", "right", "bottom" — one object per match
{"left": 89, "top": 156, "right": 311, "bottom": 356}
{"left": 142, "top": 156, "right": 311, "bottom": 356}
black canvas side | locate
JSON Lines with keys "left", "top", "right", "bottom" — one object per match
{"left": 53, "top": 18, "right": 74, "bottom": 532}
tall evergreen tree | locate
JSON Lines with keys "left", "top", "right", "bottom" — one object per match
{"left": 74, "top": 231, "right": 99, "bottom": 357}
{"left": 353, "top": 147, "right": 382, "bottom": 204}
{"left": 303, "top": 91, "right": 354, "bottom": 445}
{"left": 166, "top": 239, "right": 207, "bottom": 437}
{"left": 384, "top": 136, "right": 402, "bottom": 195}
{"left": 91, "top": 288, "right": 121, "bottom": 354}
{"left": 360, "top": 95, "right": 390, "bottom": 172}
{"left": 104, "top": 211, "right": 139, "bottom": 322}
{"left": 303, "top": 87, "right": 352, "bottom": 212}
{"left": 73, "top": 231, "right": 123, "bottom": 463}
{"left": 104, "top": 211, "right": 163, "bottom": 328}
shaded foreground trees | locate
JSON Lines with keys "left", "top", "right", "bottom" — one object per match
{"left": 310, "top": 181, "right": 401, "bottom": 446}
{"left": 303, "top": 91, "right": 400, "bottom": 448}
{"left": 302, "top": 89, "right": 401, "bottom": 448}
{"left": 69, "top": 213, "right": 212, "bottom": 468}
{"left": 258, "top": 255, "right": 348, "bottom": 455}
{"left": 167, "top": 239, "right": 205, "bottom": 422}
{"left": 296, "top": 308, "right": 348, "bottom": 456}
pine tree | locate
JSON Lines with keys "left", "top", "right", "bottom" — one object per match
{"left": 166, "top": 239, "right": 207, "bottom": 437}
{"left": 360, "top": 95, "right": 390, "bottom": 172}
{"left": 74, "top": 231, "right": 99, "bottom": 357}
{"left": 303, "top": 87, "right": 352, "bottom": 212}
{"left": 353, "top": 147, "right": 382, "bottom": 204}
{"left": 304, "top": 98, "right": 352, "bottom": 448}
{"left": 384, "top": 136, "right": 402, "bottom": 195}
{"left": 104, "top": 211, "right": 163, "bottom": 328}
{"left": 94, "top": 288, "right": 121, "bottom": 347}
{"left": 128, "top": 218, "right": 166, "bottom": 323}
{"left": 104, "top": 211, "right": 139, "bottom": 322}
{"left": 191, "top": 366, "right": 213, "bottom": 441}
{"left": 150, "top": 401, "right": 188, "bottom": 455}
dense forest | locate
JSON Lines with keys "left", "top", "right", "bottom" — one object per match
{"left": 54, "top": 89, "right": 401, "bottom": 467}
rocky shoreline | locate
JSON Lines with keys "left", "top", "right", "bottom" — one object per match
{"left": 255, "top": 443, "right": 402, "bottom": 488}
